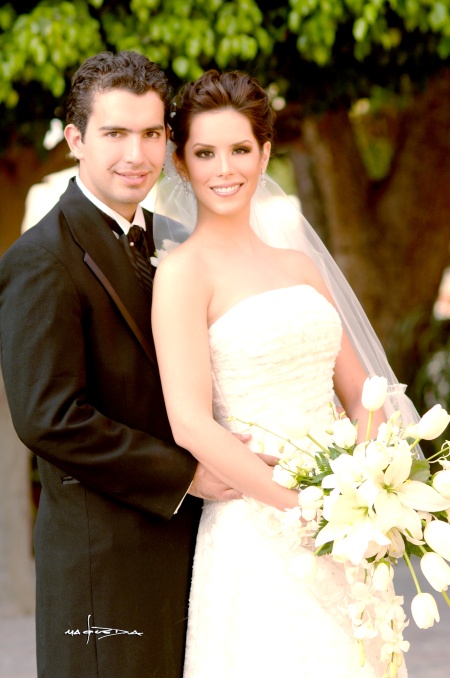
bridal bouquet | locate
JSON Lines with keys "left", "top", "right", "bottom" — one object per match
{"left": 231, "top": 377, "right": 450, "bottom": 677}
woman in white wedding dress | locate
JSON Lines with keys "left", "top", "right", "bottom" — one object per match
{"left": 151, "top": 70, "right": 409, "bottom": 677}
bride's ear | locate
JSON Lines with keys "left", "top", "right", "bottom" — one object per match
{"left": 261, "top": 141, "right": 271, "bottom": 171}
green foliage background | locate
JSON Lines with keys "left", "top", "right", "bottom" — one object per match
{"left": 2, "top": 0, "right": 450, "bottom": 150}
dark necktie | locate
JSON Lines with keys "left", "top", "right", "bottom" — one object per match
{"left": 127, "top": 225, "right": 153, "bottom": 297}
{"left": 98, "top": 208, "right": 153, "bottom": 298}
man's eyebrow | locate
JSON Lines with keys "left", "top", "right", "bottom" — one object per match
{"left": 99, "top": 124, "right": 165, "bottom": 132}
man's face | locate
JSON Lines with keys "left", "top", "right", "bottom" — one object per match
{"left": 65, "top": 88, "right": 167, "bottom": 220}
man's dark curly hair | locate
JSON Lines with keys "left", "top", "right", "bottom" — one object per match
{"left": 66, "top": 50, "right": 171, "bottom": 139}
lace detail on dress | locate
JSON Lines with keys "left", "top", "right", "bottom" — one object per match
{"left": 183, "top": 286, "right": 407, "bottom": 678}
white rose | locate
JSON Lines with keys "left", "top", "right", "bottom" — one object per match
{"left": 361, "top": 376, "right": 388, "bottom": 412}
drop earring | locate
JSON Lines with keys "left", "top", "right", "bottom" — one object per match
{"left": 182, "top": 175, "right": 190, "bottom": 195}
{"left": 260, "top": 169, "right": 267, "bottom": 189}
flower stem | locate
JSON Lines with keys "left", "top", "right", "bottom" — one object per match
{"left": 403, "top": 551, "right": 422, "bottom": 595}
{"left": 409, "top": 436, "right": 422, "bottom": 453}
{"left": 306, "top": 433, "right": 329, "bottom": 454}
{"left": 442, "top": 590, "right": 450, "bottom": 608}
{"left": 229, "top": 416, "right": 316, "bottom": 459}
{"left": 366, "top": 411, "right": 373, "bottom": 442}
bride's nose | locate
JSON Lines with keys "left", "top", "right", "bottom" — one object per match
{"left": 216, "top": 153, "right": 234, "bottom": 176}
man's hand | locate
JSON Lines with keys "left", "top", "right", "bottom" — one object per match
{"left": 188, "top": 463, "right": 242, "bottom": 501}
{"left": 254, "top": 452, "right": 279, "bottom": 468}
{"left": 188, "top": 432, "right": 253, "bottom": 501}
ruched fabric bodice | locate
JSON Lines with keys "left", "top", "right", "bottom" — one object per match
{"left": 209, "top": 285, "right": 342, "bottom": 442}
{"left": 183, "top": 286, "right": 407, "bottom": 678}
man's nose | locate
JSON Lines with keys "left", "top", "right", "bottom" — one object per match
{"left": 124, "top": 136, "right": 144, "bottom": 163}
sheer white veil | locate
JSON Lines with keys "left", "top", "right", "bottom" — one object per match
{"left": 154, "top": 143, "right": 421, "bottom": 431}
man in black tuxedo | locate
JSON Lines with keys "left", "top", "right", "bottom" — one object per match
{"left": 0, "top": 51, "right": 239, "bottom": 678}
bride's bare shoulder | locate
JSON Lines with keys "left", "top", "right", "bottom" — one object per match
{"left": 153, "top": 238, "right": 211, "bottom": 290}
{"left": 272, "top": 247, "right": 317, "bottom": 274}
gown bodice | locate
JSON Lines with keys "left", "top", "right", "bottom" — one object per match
{"left": 209, "top": 284, "right": 343, "bottom": 445}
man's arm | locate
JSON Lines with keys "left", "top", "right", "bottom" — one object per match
{"left": 0, "top": 238, "right": 197, "bottom": 519}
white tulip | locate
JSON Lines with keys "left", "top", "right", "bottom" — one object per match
{"left": 298, "top": 486, "right": 324, "bottom": 521}
{"left": 415, "top": 404, "right": 450, "bottom": 441}
{"left": 424, "top": 520, "right": 450, "bottom": 561}
{"left": 332, "top": 417, "right": 358, "bottom": 448}
{"left": 411, "top": 592, "right": 440, "bottom": 629}
{"left": 420, "top": 551, "right": 450, "bottom": 592}
{"left": 372, "top": 561, "right": 393, "bottom": 591}
{"left": 275, "top": 409, "right": 310, "bottom": 440}
{"left": 432, "top": 470, "right": 450, "bottom": 500}
{"left": 362, "top": 376, "right": 388, "bottom": 412}
{"left": 272, "top": 464, "right": 298, "bottom": 490}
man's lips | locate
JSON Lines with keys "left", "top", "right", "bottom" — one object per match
{"left": 116, "top": 171, "right": 150, "bottom": 184}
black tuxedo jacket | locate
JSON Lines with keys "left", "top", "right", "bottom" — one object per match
{"left": 0, "top": 179, "right": 201, "bottom": 678}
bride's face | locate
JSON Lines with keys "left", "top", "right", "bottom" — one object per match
{"left": 177, "top": 108, "right": 270, "bottom": 220}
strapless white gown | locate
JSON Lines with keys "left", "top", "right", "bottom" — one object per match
{"left": 183, "top": 285, "right": 407, "bottom": 678}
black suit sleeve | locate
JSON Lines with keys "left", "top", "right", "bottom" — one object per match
{"left": 0, "top": 238, "right": 197, "bottom": 520}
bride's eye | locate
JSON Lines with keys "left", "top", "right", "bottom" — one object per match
{"left": 233, "top": 146, "right": 251, "bottom": 155}
{"left": 196, "top": 149, "right": 214, "bottom": 158}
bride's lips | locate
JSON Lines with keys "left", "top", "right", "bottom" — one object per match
{"left": 210, "top": 183, "right": 242, "bottom": 197}
{"left": 116, "top": 171, "right": 150, "bottom": 186}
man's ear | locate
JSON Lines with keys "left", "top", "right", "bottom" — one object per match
{"left": 64, "top": 124, "right": 84, "bottom": 161}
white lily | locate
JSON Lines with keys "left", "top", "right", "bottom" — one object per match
{"left": 373, "top": 442, "right": 450, "bottom": 534}
{"left": 317, "top": 488, "right": 390, "bottom": 564}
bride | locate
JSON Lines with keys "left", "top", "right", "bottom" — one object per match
{"left": 151, "top": 70, "right": 413, "bottom": 677}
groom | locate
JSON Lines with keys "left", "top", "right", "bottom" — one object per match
{"left": 0, "top": 51, "right": 240, "bottom": 678}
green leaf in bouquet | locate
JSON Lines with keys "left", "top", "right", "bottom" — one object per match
{"left": 409, "top": 459, "right": 431, "bottom": 482}
{"left": 315, "top": 452, "right": 332, "bottom": 474}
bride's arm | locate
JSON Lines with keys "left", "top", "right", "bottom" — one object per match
{"left": 152, "top": 252, "right": 299, "bottom": 511}
{"left": 300, "top": 254, "right": 385, "bottom": 439}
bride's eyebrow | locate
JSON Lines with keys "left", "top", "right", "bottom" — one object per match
{"left": 191, "top": 139, "right": 253, "bottom": 149}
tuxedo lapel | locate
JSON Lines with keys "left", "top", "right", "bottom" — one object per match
{"left": 59, "top": 179, "right": 156, "bottom": 367}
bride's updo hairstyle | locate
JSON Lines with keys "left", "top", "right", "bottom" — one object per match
{"left": 169, "top": 69, "right": 274, "bottom": 159}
